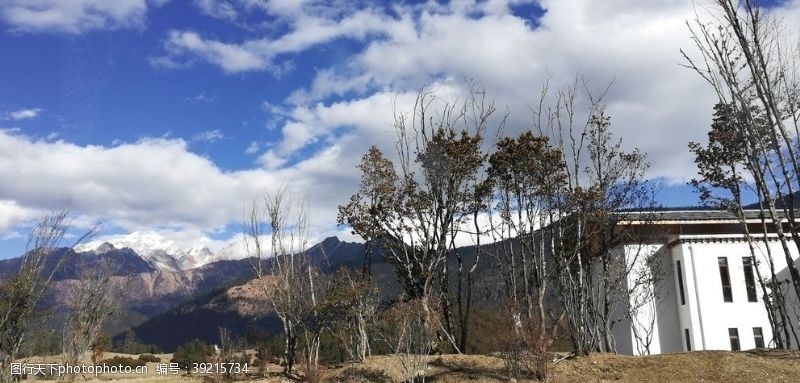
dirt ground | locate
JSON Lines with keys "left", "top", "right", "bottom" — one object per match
{"left": 14, "top": 349, "right": 800, "bottom": 382}
{"left": 319, "top": 350, "right": 800, "bottom": 383}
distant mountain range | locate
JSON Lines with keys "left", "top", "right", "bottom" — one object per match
{"left": 129, "top": 236, "right": 401, "bottom": 351}
{"left": 0, "top": 235, "right": 385, "bottom": 348}
{"left": 0, "top": 235, "right": 507, "bottom": 352}
{"left": 0, "top": 240, "right": 257, "bottom": 335}
{"left": 127, "top": 237, "right": 512, "bottom": 352}
{"left": 77, "top": 231, "right": 245, "bottom": 271}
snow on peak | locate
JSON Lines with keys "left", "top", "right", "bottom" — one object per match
{"left": 94, "top": 242, "right": 117, "bottom": 253}
{"left": 77, "top": 231, "right": 244, "bottom": 271}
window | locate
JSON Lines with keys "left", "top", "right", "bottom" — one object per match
{"left": 719, "top": 257, "right": 733, "bottom": 302}
{"left": 743, "top": 257, "right": 757, "bottom": 302}
{"left": 729, "top": 328, "right": 740, "bottom": 351}
{"left": 684, "top": 329, "right": 692, "bottom": 351}
{"left": 753, "top": 327, "right": 764, "bottom": 348}
{"left": 676, "top": 260, "right": 686, "bottom": 305}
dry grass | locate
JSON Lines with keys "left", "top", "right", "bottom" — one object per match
{"left": 322, "top": 350, "right": 800, "bottom": 383}
{"left": 16, "top": 349, "right": 800, "bottom": 382}
{"left": 15, "top": 351, "right": 288, "bottom": 382}
{"left": 548, "top": 349, "right": 800, "bottom": 383}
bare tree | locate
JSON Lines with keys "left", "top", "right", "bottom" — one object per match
{"left": 625, "top": 247, "right": 663, "bottom": 355}
{"left": 62, "top": 257, "right": 121, "bottom": 377}
{"left": 215, "top": 327, "right": 248, "bottom": 380}
{"left": 582, "top": 110, "right": 654, "bottom": 354}
{"left": 245, "top": 189, "right": 323, "bottom": 377}
{"left": 683, "top": 0, "right": 800, "bottom": 347}
{"left": 528, "top": 79, "right": 654, "bottom": 355}
{"left": 0, "top": 211, "right": 96, "bottom": 383}
{"left": 690, "top": 103, "right": 797, "bottom": 347}
{"left": 322, "top": 268, "right": 378, "bottom": 362}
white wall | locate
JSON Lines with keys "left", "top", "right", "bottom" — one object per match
{"left": 622, "top": 244, "right": 661, "bottom": 355}
{"left": 673, "top": 243, "right": 704, "bottom": 352}
{"left": 652, "top": 245, "right": 681, "bottom": 353}
{"left": 598, "top": 228, "right": 800, "bottom": 355}
{"left": 620, "top": 236, "right": 800, "bottom": 354}
{"left": 672, "top": 238, "right": 800, "bottom": 351}
{"left": 614, "top": 243, "right": 681, "bottom": 355}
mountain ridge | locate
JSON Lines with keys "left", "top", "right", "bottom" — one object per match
{"left": 77, "top": 231, "right": 245, "bottom": 271}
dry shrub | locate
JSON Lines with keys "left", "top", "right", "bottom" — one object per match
{"left": 329, "top": 367, "right": 393, "bottom": 383}
{"left": 138, "top": 354, "right": 161, "bottom": 363}
{"left": 383, "top": 298, "right": 440, "bottom": 383}
{"left": 253, "top": 338, "right": 281, "bottom": 373}
{"left": 91, "top": 335, "right": 110, "bottom": 365}
{"left": 303, "top": 363, "right": 322, "bottom": 383}
{"left": 494, "top": 309, "right": 556, "bottom": 381}
{"left": 101, "top": 356, "right": 147, "bottom": 368}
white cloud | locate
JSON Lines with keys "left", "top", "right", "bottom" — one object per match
{"left": 152, "top": 4, "right": 412, "bottom": 74}
{"left": 7, "top": 0, "right": 800, "bottom": 252}
{"left": 244, "top": 0, "right": 752, "bottom": 184}
{"left": 146, "top": 0, "right": 731, "bottom": 183}
{"left": 185, "top": 92, "right": 216, "bottom": 103}
{"left": 4, "top": 107, "right": 42, "bottom": 120}
{"left": 193, "top": 129, "right": 225, "bottom": 143}
{"left": 245, "top": 140, "right": 260, "bottom": 155}
{"left": 0, "top": 199, "right": 39, "bottom": 232}
{"left": 0, "top": 131, "right": 248, "bottom": 232}
{"left": 219, "top": 0, "right": 797, "bottom": 218}
{"left": 155, "top": 30, "right": 268, "bottom": 73}
{"left": 270, "top": 89, "right": 417, "bottom": 157}
{"left": 195, "top": 0, "right": 239, "bottom": 22}
{"left": 0, "top": 129, "right": 360, "bottom": 248}
{"left": 256, "top": 149, "right": 287, "bottom": 169}
{"left": 1, "top": 0, "right": 162, "bottom": 34}
{"left": 287, "top": 69, "right": 374, "bottom": 104}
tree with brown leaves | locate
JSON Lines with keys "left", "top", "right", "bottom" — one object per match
{"left": 339, "top": 87, "right": 494, "bottom": 353}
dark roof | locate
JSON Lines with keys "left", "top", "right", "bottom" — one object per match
{"left": 622, "top": 209, "right": 787, "bottom": 222}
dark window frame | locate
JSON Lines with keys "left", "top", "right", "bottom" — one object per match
{"left": 684, "top": 329, "right": 692, "bottom": 351}
{"left": 753, "top": 327, "right": 764, "bottom": 349}
{"left": 719, "top": 257, "right": 733, "bottom": 302}
{"left": 743, "top": 257, "right": 757, "bottom": 302}
{"left": 676, "top": 260, "right": 686, "bottom": 305}
{"left": 729, "top": 328, "right": 740, "bottom": 351}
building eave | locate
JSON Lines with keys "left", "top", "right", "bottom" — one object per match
{"left": 666, "top": 233, "right": 784, "bottom": 248}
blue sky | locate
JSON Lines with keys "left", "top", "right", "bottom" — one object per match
{"left": 1, "top": 0, "right": 797, "bottom": 258}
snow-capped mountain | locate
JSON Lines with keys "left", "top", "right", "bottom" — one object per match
{"left": 77, "top": 231, "right": 244, "bottom": 271}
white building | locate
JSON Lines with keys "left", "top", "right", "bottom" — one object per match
{"left": 614, "top": 210, "right": 800, "bottom": 355}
